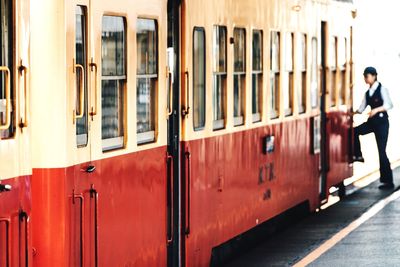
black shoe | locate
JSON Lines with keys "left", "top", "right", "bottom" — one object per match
{"left": 353, "top": 156, "right": 365, "bottom": 162}
{"left": 378, "top": 183, "right": 395, "bottom": 190}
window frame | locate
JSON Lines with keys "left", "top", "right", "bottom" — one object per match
{"left": 284, "top": 32, "right": 294, "bottom": 117}
{"left": 101, "top": 15, "right": 127, "bottom": 152}
{"left": 298, "top": 33, "right": 307, "bottom": 114}
{"left": 329, "top": 36, "right": 338, "bottom": 107}
{"left": 338, "top": 37, "right": 347, "bottom": 106}
{"left": 310, "top": 37, "right": 319, "bottom": 109}
{"left": 0, "top": 0, "right": 15, "bottom": 139}
{"left": 269, "top": 30, "right": 280, "bottom": 119}
{"left": 136, "top": 18, "right": 159, "bottom": 145}
{"left": 75, "top": 5, "right": 89, "bottom": 147}
{"left": 252, "top": 29, "right": 263, "bottom": 123}
{"left": 192, "top": 27, "right": 206, "bottom": 131}
{"left": 212, "top": 25, "right": 227, "bottom": 130}
{"left": 233, "top": 27, "right": 246, "bottom": 127}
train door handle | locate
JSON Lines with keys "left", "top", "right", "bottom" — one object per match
{"left": 181, "top": 70, "right": 190, "bottom": 117}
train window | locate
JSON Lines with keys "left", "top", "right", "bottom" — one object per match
{"left": 252, "top": 30, "right": 262, "bottom": 123}
{"left": 298, "top": 34, "right": 307, "bottom": 114}
{"left": 193, "top": 27, "right": 206, "bottom": 131}
{"left": 270, "top": 31, "right": 280, "bottom": 119}
{"left": 213, "top": 26, "right": 227, "bottom": 130}
{"left": 0, "top": 0, "right": 14, "bottom": 138}
{"left": 310, "top": 38, "right": 319, "bottom": 109}
{"left": 329, "top": 36, "right": 337, "bottom": 107}
{"left": 284, "top": 32, "right": 294, "bottom": 116}
{"left": 137, "top": 19, "right": 158, "bottom": 144}
{"left": 338, "top": 37, "right": 347, "bottom": 105}
{"left": 75, "top": 6, "right": 88, "bottom": 146}
{"left": 101, "top": 16, "right": 126, "bottom": 151}
{"left": 233, "top": 28, "right": 246, "bottom": 126}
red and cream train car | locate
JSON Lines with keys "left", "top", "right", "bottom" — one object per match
{"left": 0, "top": 0, "right": 355, "bottom": 266}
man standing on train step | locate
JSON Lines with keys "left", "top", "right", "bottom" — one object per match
{"left": 353, "top": 66, "right": 394, "bottom": 189}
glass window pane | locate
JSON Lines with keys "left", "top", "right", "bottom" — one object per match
{"left": 298, "top": 34, "right": 307, "bottom": 113}
{"left": 234, "top": 28, "right": 246, "bottom": 72}
{"left": 311, "top": 38, "right": 319, "bottom": 108}
{"left": 101, "top": 80, "right": 124, "bottom": 137}
{"left": 330, "top": 37, "right": 337, "bottom": 106}
{"left": 270, "top": 31, "right": 280, "bottom": 118}
{"left": 252, "top": 30, "right": 262, "bottom": 71}
{"left": 285, "top": 33, "right": 293, "bottom": 71}
{"left": 193, "top": 28, "right": 206, "bottom": 131}
{"left": 0, "top": 0, "right": 14, "bottom": 138}
{"left": 270, "top": 31, "right": 280, "bottom": 71}
{"left": 300, "top": 34, "right": 307, "bottom": 71}
{"left": 101, "top": 16, "right": 126, "bottom": 151}
{"left": 233, "top": 28, "right": 246, "bottom": 126}
{"left": 102, "top": 16, "right": 126, "bottom": 76}
{"left": 338, "top": 37, "right": 346, "bottom": 67}
{"left": 329, "top": 36, "right": 337, "bottom": 68}
{"left": 137, "top": 18, "right": 158, "bottom": 143}
{"left": 284, "top": 33, "right": 294, "bottom": 115}
{"left": 213, "top": 26, "right": 227, "bottom": 73}
{"left": 137, "top": 78, "right": 156, "bottom": 134}
{"left": 76, "top": 6, "right": 88, "bottom": 146}
{"left": 137, "top": 19, "right": 157, "bottom": 75}
{"left": 213, "top": 26, "right": 227, "bottom": 130}
{"left": 252, "top": 30, "right": 262, "bottom": 120}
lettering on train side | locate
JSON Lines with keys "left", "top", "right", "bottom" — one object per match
{"left": 263, "top": 189, "right": 272, "bottom": 200}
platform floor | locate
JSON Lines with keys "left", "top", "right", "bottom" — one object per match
{"left": 223, "top": 166, "right": 400, "bottom": 267}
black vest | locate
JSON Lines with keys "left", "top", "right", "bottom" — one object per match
{"left": 366, "top": 82, "right": 388, "bottom": 121}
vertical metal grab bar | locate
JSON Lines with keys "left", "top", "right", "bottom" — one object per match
{"left": 89, "top": 59, "right": 98, "bottom": 117}
{"left": 0, "top": 218, "right": 10, "bottom": 267}
{"left": 18, "top": 64, "right": 29, "bottom": 128}
{"left": 19, "top": 210, "right": 29, "bottom": 267}
{"left": 73, "top": 193, "right": 85, "bottom": 267}
{"left": 166, "top": 153, "right": 174, "bottom": 244}
{"left": 74, "top": 64, "right": 85, "bottom": 120}
{"left": 185, "top": 150, "right": 191, "bottom": 236}
{"left": 90, "top": 185, "right": 98, "bottom": 267}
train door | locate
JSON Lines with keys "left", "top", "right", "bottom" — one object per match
{"left": 319, "top": 21, "right": 328, "bottom": 201}
{"left": 167, "top": 1, "right": 182, "bottom": 266}
{"left": 0, "top": 0, "right": 31, "bottom": 266}
{"left": 68, "top": 1, "right": 99, "bottom": 265}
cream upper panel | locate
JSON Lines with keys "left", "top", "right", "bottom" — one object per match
{"left": 31, "top": 0, "right": 168, "bottom": 169}
{"left": 181, "top": 0, "right": 353, "bottom": 142}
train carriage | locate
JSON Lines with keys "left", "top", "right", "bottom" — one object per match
{"left": 0, "top": 0, "right": 355, "bottom": 266}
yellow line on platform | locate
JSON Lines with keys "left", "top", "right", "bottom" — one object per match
{"left": 293, "top": 188, "right": 400, "bottom": 267}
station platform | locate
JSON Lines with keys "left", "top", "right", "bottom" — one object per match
{"left": 223, "top": 166, "right": 400, "bottom": 267}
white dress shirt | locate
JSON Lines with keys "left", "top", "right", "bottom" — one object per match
{"left": 357, "top": 81, "right": 393, "bottom": 113}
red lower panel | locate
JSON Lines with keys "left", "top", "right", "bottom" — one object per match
{"left": 326, "top": 110, "right": 353, "bottom": 188}
{"left": 31, "top": 146, "right": 168, "bottom": 267}
{"left": 184, "top": 115, "right": 352, "bottom": 266}
{"left": 0, "top": 175, "right": 32, "bottom": 267}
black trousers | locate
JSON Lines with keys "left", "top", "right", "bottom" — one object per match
{"left": 354, "top": 117, "right": 393, "bottom": 183}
